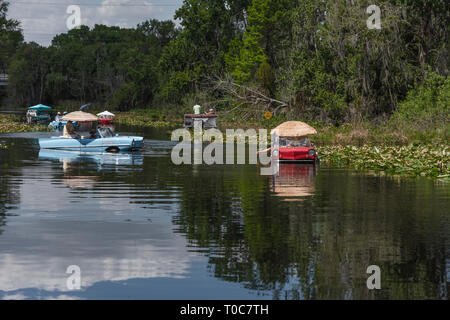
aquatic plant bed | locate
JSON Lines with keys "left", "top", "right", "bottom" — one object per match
{"left": 115, "top": 111, "right": 182, "bottom": 128}
{"left": 318, "top": 144, "right": 449, "bottom": 178}
{"left": 0, "top": 114, "right": 47, "bottom": 133}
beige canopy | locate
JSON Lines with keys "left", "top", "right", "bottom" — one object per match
{"left": 62, "top": 111, "right": 98, "bottom": 122}
{"left": 270, "top": 121, "right": 317, "bottom": 137}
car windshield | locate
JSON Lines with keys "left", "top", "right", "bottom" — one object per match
{"left": 98, "top": 127, "right": 114, "bottom": 138}
{"left": 280, "top": 137, "right": 310, "bottom": 147}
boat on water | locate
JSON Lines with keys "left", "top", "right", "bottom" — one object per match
{"left": 184, "top": 105, "right": 218, "bottom": 129}
{"left": 39, "top": 111, "right": 144, "bottom": 152}
{"left": 97, "top": 111, "right": 115, "bottom": 125}
{"left": 270, "top": 121, "right": 319, "bottom": 163}
{"left": 26, "top": 104, "right": 52, "bottom": 125}
{"left": 184, "top": 113, "right": 218, "bottom": 129}
{"left": 48, "top": 119, "right": 67, "bottom": 131}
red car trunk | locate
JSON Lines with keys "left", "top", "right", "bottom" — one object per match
{"left": 279, "top": 147, "right": 316, "bottom": 161}
{"left": 99, "top": 119, "right": 113, "bottom": 125}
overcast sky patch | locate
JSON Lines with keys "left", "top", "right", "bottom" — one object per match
{"left": 8, "top": 0, "right": 183, "bottom": 46}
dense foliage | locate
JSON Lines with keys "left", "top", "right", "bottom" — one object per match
{"left": 0, "top": 0, "right": 23, "bottom": 101}
{"left": 0, "top": 1, "right": 22, "bottom": 73}
{"left": 392, "top": 72, "right": 450, "bottom": 129}
{"left": 5, "top": 19, "right": 179, "bottom": 109}
{"left": 0, "top": 0, "right": 449, "bottom": 126}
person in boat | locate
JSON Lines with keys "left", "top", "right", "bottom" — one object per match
{"left": 89, "top": 128, "right": 98, "bottom": 139}
{"left": 63, "top": 120, "right": 80, "bottom": 138}
{"left": 285, "top": 137, "right": 297, "bottom": 147}
{"left": 193, "top": 105, "right": 201, "bottom": 115}
{"left": 55, "top": 112, "right": 62, "bottom": 121}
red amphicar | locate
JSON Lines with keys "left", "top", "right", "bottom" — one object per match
{"left": 270, "top": 121, "right": 318, "bottom": 163}
{"left": 97, "top": 111, "right": 115, "bottom": 125}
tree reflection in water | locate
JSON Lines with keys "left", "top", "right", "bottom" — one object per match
{"left": 172, "top": 162, "right": 450, "bottom": 300}
{"left": 0, "top": 174, "right": 20, "bottom": 236}
{"left": 0, "top": 137, "right": 449, "bottom": 299}
{"left": 0, "top": 145, "right": 22, "bottom": 236}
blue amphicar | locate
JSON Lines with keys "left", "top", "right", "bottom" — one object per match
{"left": 39, "top": 111, "right": 143, "bottom": 152}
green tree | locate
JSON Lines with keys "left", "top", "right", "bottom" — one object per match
{"left": 43, "top": 21, "right": 176, "bottom": 108}
{"left": 0, "top": 0, "right": 23, "bottom": 74}
{"left": 157, "top": 0, "right": 249, "bottom": 104}
{"left": 8, "top": 42, "right": 49, "bottom": 106}
{"left": 226, "top": 0, "right": 293, "bottom": 83}
{"left": 392, "top": 71, "right": 450, "bottom": 129}
{"left": 0, "top": 0, "right": 23, "bottom": 103}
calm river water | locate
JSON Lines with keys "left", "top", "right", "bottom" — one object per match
{"left": 0, "top": 126, "right": 449, "bottom": 300}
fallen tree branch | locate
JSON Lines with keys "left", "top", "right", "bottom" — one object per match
{"left": 209, "top": 74, "right": 290, "bottom": 113}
